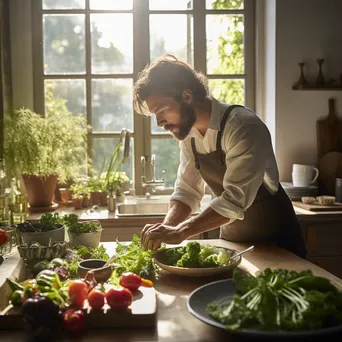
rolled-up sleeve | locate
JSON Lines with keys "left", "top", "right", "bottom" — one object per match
{"left": 170, "top": 139, "right": 205, "bottom": 212}
{"left": 210, "top": 121, "right": 271, "bottom": 221}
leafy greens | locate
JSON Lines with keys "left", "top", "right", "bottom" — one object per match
{"left": 207, "top": 268, "right": 342, "bottom": 331}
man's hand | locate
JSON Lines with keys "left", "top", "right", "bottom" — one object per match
{"left": 141, "top": 223, "right": 184, "bottom": 252}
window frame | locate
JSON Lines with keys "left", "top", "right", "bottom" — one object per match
{"left": 32, "top": 0, "right": 255, "bottom": 195}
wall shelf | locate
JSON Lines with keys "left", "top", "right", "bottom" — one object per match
{"left": 292, "top": 85, "right": 342, "bottom": 91}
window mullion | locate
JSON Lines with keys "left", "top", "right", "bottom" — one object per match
{"left": 193, "top": 0, "right": 206, "bottom": 74}
{"left": 85, "top": 0, "right": 93, "bottom": 174}
{"left": 244, "top": 0, "right": 256, "bottom": 110}
{"left": 133, "top": 0, "right": 149, "bottom": 195}
{"left": 32, "top": 0, "right": 44, "bottom": 116}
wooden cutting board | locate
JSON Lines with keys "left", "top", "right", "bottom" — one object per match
{"left": 293, "top": 201, "right": 342, "bottom": 212}
{"left": 316, "top": 98, "right": 342, "bottom": 160}
{"left": 318, "top": 151, "right": 342, "bottom": 195}
{"left": 0, "top": 286, "right": 156, "bottom": 329}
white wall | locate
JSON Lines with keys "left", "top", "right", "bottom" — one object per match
{"left": 10, "top": 0, "right": 34, "bottom": 109}
{"left": 274, "top": 0, "right": 342, "bottom": 181}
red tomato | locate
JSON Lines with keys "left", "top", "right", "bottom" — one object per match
{"left": 69, "top": 280, "right": 88, "bottom": 307}
{"left": 106, "top": 287, "right": 133, "bottom": 310}
{"left": 0, "top": 229, "right": 9, "bottom": 246}
{"left": 119, "top": 272, "right": 141, "bottom": 292}
{"left": 63, "top": 309, "right": 85, "bottom": 334}
{"left": 87, "top": 289, "right": 105, "bottom": 310}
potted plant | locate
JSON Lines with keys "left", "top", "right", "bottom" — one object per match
{"left": 3, "top": 88, "right": 89, "bottom": 209}
{"left": 17, "top": 213, "right": 65, "bottom": 245}
{"left": 63, "top": 214, "right": 102, "bottom": 249}
{"left": 88, "top": 176, "right": 103, "bottom": 206}
{"left": 59, "top": 188, "right": 73, "bottom": 204}
{"left": 100, "top": 142, "right": 125, "bottom": 205}
{"left": 70, "top": 180, "right": 90, "bottom": 209}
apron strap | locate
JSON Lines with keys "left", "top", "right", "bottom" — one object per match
{"left": 191, "top": 104, "right": 244, "bottom": 170}
{"left": 191, "top": 137, "right": 201, "bottom": 169}
{"left": 216, "top": 105, "right": 244, "bottom": 152}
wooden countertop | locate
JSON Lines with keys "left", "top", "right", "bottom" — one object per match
{"left": 26, "top": 202, "right": 342, "bottom": 227}
{"left": 1, "top": 239, "right": 342, "bottom": 342}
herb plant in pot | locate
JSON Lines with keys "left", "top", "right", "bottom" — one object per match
{"left": 3, "top": 89, "right": 89, "bottom": 210}
{"left": 70, "top": 180, "right": 89, "bottom": 209}
{"left": 64, "top": 214, "right": 102, "bottom": 249}
{"left": 17, "top": 213, "right": 65, "bottom": 245}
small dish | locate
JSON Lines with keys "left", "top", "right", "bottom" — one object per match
{"left": 301, "top": 196, "right": 316, "bottom": 204}
{"left": 316, "top": 196, "right": 336, "bottom": 206}
{"left": 78, "top": 259, "right": 111, "bottom": 282}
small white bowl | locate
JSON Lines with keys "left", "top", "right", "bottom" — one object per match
{"left": 316, "top": 196, "right": 335, "bottom": 206}
{"left": 301, "top": 197, "right": 316, "bottom": 204}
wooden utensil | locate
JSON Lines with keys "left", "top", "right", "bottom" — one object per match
{"left": 316, "top": 98, "right": 342, "bottom": 160}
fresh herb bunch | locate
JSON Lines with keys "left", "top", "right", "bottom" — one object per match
{"left": 207, "top": 268, "right": 342, "bottom": 331}
{"left": 163, "top": 242, "right": 230, "bottom": 268}
{"left": 18, "top": 213, "right": 64, "bottom": 232}
{"left": 109, "top": 234, "right": 156, "bottom": 282}
{"left": 68, "top": 222, "right": 102, "bottom": 234}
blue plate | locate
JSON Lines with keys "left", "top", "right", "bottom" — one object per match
{"left": 187, "top": 279, "right": 342, "bottom": 339}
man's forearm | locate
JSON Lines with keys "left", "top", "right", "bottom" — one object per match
{"left": 177, "top": 206, "right": 230, "bottom": 240}
{"left": 162, "top": 200, "right": 192, "bottom": 226}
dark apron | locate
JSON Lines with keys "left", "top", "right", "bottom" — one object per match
{"left": 191, "top": 105, "right": 307, "bottom": 258}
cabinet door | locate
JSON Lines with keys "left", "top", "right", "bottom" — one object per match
{"left": 309, "top": 257, "right": 342, "bottom": 279}
{"left": 306, "top": 223, "right": 342, "bottom": 257}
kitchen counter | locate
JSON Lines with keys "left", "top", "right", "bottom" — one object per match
{"left": 1, "top": 239, "right": 342, "bottom": 342}
{"left": 26, "top": 202, "right": 342, "bottom": 224}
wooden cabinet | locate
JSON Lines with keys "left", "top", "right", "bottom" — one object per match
{"left": 298, "top": 217, "right": 342, "bottom": 279}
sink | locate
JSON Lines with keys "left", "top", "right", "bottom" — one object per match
{"left": 117, "top": 202, "right": 169, "bottom": 216}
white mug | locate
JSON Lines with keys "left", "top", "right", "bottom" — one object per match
{"left": 292, "top": 164, "right": 319, "bottom": 187}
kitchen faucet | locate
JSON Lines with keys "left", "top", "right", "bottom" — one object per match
{"left": 141, "top": 155, "right": 165, "bottom": 192}
{"left": 120, "top": 128, "right": 131, "bottom": 164}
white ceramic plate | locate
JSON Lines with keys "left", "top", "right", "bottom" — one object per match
{"left": 153, "top": 246, "right": 241, "bottom": 277}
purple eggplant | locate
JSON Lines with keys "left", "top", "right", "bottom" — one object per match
{"left": 22, "top": 296, "right": 62, "bottom": 340}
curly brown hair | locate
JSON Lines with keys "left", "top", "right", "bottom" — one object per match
{"left": 133, "top": 55, "right": 209, "bottom": 116}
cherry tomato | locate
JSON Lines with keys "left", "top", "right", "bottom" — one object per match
{"left": 63, "top": 309, "right": 85, "bottom": 334}
{"left": 119, "top": 272, "right": 141, "bottom": 292}
{"left": 141, "top": 278, "right": 154, "bottom": 287}
{"left": 106, "top": 287, "right": 133, "bottom": 310}
{"left": 0, "top": 229, "right": 9, "bottom": 246}
{"left": 87, "top": 289, "right": 105, "bottom": 310}
{"left": 69, "top": 280, "right": 87, "bottom": 307}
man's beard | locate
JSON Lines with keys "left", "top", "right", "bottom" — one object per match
{"left": 171, "top": 102, "right": 196, "bottom": 141}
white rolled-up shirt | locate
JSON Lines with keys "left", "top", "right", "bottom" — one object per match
{"left": 170, "top": 97, "right": 279, "bottom": 223}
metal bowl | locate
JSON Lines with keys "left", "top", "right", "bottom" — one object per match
{"left": 153, "top": 246, "right": 241, "bottom": 277}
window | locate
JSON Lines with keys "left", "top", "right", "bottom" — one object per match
{"left": 33, "top": 0, "right": 254, "bottom": 194}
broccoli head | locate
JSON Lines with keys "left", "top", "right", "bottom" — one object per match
{"left": 198, "top": 245, "right": 218, "bottom": 265}
{"left": 186, "top": 241, "right": 201, "bottom": 257}
{"left": 163, "top": 248, "right": 185, "bottom": 266}
{"left": 176, "top": 252, "right": 199, "bottom": 268}
{"left": 201, "top": 254, "right": 220, "bottom": 267}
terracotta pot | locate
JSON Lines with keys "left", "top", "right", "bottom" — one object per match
{"left": 54, "top": 180, "right": 73, "bottom": 202}
{"left": 99, "top": 192, "right": 108, "bottom": 206}
{"left": 59, "top": 188, "right": 72, "bottom": 203}
{"left": 73, "top": 198, "right": 83, "bottom": 209}
{"left": 22, "top": 174, "right": 58, "bottom": 208}
{"left": 90, "top": 191, "right": 101, "bottom": 206}
{"left": 82, "top": 196, "right": 90, "bottom": 208}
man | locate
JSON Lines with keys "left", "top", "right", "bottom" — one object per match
{"left": 133, "top": 55, "right": 306, "bottom": 258}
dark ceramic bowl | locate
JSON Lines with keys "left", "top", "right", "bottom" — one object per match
{"left": 77, "top": 259, "right": 111, "bottom": 282}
